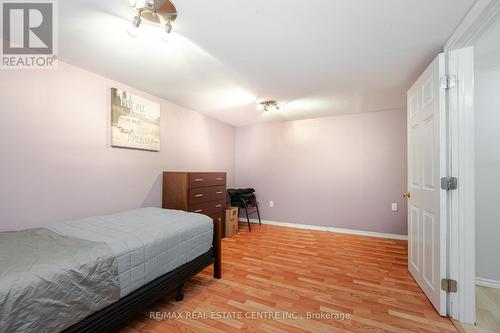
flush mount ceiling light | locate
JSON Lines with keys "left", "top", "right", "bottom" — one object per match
{"left": 127, "top": 0, "right": 177, "bottom": 38}
{"left": 260, "top": 100, "right": 281, "bottom": 112}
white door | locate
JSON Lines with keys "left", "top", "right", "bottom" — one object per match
{"left": 406, "top": 53, "right": 447, "bottom": 315}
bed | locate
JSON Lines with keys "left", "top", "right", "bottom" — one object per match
{"left": 0, "top": 207, "right": 222, "bottom": 333}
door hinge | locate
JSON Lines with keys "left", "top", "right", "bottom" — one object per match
{"left": 440, "top": 75, "right": 457, "bottom": 89}
{"left": 441, "top": 278, "right": 458, "bottom": 293}
{"left": 441, "top": 177, "right": 458, "bottom": 191}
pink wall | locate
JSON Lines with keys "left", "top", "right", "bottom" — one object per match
{"left": 0, "top": 62, "right": 235, "bottom": 231}
{"left": 0, "top": 62, "right": 407, "bottom": 235}
{"left": 235, "top": 110, "right": 407, "bottom": 235}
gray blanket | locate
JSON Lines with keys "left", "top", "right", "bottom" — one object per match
{"left": 0, "top": 228, "right": 120, "bottom": 333}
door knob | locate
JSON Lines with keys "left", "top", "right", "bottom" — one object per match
{"left": 403, "top": 192, "right": 411, "bottom": 199}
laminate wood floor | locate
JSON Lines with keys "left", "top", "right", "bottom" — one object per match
{"left": 476, "top": 286, "right": 500, "bottom": 332}
{"left": 116, "top": 224, "right": 457, "bottom": 333}
{"left": 455, "top": 286, "right": 500, "bottom": 333}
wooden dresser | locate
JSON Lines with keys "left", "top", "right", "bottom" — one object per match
{"left": 162, "top": 172, "right": 227, "bottom": 236}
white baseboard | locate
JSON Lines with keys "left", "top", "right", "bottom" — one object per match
{"left": 238, "top": 217, "right": 408, "bottom": 240}
{"left": 476, "top": 277, "right": 500, "bottom": 290}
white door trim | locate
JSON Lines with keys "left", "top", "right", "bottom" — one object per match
{"left": 444, "top": 0, "right": 500, "bottom": 51}
{"left": 444, "top": 0, "right": 500, "bottom": 325}
{"left": 447, "top": 47, "right": 475, "bottom": 325}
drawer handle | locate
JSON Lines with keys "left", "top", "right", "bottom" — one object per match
{"left": 195, "top": 194, "right": 204, "bottom": 198}
{"left": 216, "top": 178, "right": 223, "bottom": 181}
{"left": 194, "top": 178, "right": 204, "bottom": 182}
{"left": 194, "top": 209, "right": 203, "bottom": 213}
{"left": 216, "top": 191, "right": 223, "bottom": 194}
{"left": 215, "top": 204, "right": 222, "bottom": 208}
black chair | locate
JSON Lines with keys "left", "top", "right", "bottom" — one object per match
{"left": 227, "top": 188, "right": 261, "bottom": 231}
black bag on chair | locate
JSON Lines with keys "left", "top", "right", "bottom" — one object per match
{"left": 227, "top": 188, "right": 261, "bottom": 231}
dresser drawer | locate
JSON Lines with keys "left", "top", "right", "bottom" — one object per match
{"left": 188, "top": 199, "right": 225, "bottom": 215}
{"left": 189, "top": 186, "right": 226, "bottom": 205}
{"left": 188, "top": 172, "right": 226, "bottom": 188}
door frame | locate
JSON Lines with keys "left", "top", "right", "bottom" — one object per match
{"left": 443, "top": 0, "right": 500, "bottom": 324}
{"left": 446, "top": 46, "right": 475, "bottom": 325}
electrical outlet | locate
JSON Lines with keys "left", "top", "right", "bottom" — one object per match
{"left": 269, "top": 201, "right": 274, "bottom": 208}
{"left": 392, "top": 203, "right": 398, "bottom": 212}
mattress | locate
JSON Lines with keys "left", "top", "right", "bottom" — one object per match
{"left": 0, "top": 228, "right": 120, "bottom": 333}
{"left": 47, "top": 207, "right": 213, "bottom": 297}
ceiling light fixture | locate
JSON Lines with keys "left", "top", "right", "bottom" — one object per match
{"left": 260, "top": 100, "right": 281, "bottom": 112}
{"left": 127, "top": 0, "right": 177, "bottom": 38}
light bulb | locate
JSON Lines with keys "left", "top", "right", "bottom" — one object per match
{"left": 127, "top": 15, "right": 141, "bottom": 38}
{"left": 132, "top": 14, "right": 142, "bottom": 27}
{"left": 164, "top": 21, "right": 172, "bottom": 34}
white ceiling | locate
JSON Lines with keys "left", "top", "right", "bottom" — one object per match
{"left": 59, "top": 0, "right": 475, "bottom": 127}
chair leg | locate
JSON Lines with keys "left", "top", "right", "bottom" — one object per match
{"left": 175, "top": 283, "right": 184, "bottom": 302}
{"left": 256, "top": 203, "right": 262, "bottom": 226}
{"left": 245, "top": 206, "right": 251, "bottom": 232}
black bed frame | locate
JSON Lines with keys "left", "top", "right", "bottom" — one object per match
{"left": 64, "top": 219, "right": 222, "bottom": 333}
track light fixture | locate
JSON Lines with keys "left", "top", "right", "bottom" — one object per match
{"left": 127, "top": 0, "right": 177, "bottom": 38}
{"left": 260, "top": 100, "right": 281, "bottom": 112}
